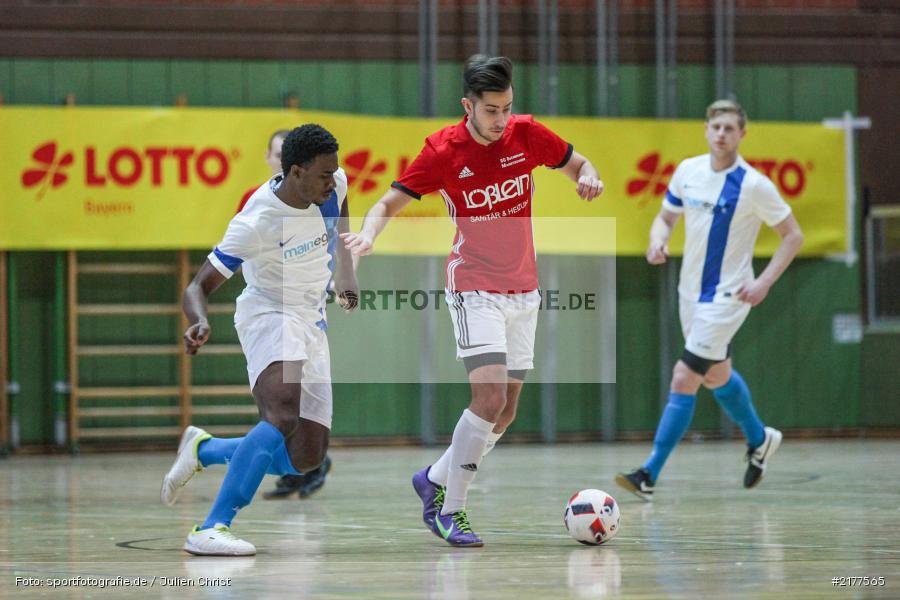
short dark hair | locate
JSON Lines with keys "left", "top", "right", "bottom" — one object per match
{"left": 281, "top": 124, "right": 338, "bottom": 174}
{"left": 268, "top": 129, "right": 290, "bottom": 151}
{"left": 463, "top": 54, "right": 513, "bottom": 99}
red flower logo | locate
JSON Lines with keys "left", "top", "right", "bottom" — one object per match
{"left": 626, "top": 153, "right": 675, "bottom": 208}
{"left": 21, "top": 142, "right": 75, "bottom": 200}
{"left": 343, "top": 149, "right": 387, "bottom": 195}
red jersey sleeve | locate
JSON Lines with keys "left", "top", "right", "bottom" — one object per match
{"left": 527, "top": 118, "right": 573, "bottom": 169}
{"left": 392, "top": 142, "right": 442, "bottom": 200}
{"left": 235, "top": 187, "right": 255, "bottom": 213}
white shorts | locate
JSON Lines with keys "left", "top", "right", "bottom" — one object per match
{"left": 234, "top": 312, "right": 333, "bottom": 429}
{"left": 446, "top": 290, "right": 541, "bottom": 371}
{"left": 679, "top": 297, "right": 751, "bottom": 361}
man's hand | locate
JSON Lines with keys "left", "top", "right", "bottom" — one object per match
{"left": 736, "top": 278, "right": 771, "bottom": 306}
{"left": 183, "top": 321, "right": 211, "bottom": 355}
{"left": 576, "top": 175, "right": 604, "bottom": 201}
{"left": 334, "top": 274, "right": 360, "bottom": 312}
{"left": 340, "top": 231, "right": 375, "bottom": 256}
{"left": 646, "top": 241, "right": 669, "bottom": 265}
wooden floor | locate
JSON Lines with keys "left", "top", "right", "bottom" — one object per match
{"left": 1, "top": 440, "right": 899, "bottom": 598}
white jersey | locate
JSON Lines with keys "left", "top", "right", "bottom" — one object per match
{"left": 208, "top": 169, "right": 348, "bottom": 327}
{"left": 663, "top": 155, "right": 791, "bottom": 304}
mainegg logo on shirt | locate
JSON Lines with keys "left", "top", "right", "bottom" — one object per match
{"left": 462, "top": 174, "right": 531, "bottom": 211}
{"left": 283, "top": 231, "right": 328, "bottom": 260}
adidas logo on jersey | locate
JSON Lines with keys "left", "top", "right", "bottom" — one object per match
{"left": 458, "top": 166, "right": 475, "bottom": 179}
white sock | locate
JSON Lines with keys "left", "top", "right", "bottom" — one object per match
{"left": 440, "top": 409, "right": 495, "bottom": 515}
{"left": 429, "top": 430, "right": 504, "bottom": 487}
{"left": 482, "top": 431, "right": 503, "bottom": 458}
{"left": 429, "top": 446, "right": 453, "bottom": 487}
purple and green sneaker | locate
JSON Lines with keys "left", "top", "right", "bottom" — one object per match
{"left": 412, "top": 466, "right": 444, "bottom": 528}
{"left": 431, "top": 510, "right": 483, "bottom": 548}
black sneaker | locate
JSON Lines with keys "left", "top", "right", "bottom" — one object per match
{"left": 298, "top": 455, "right": 332, "bottom": 499}
{"left": 263, "top": 474, "right": 305, "bottom": 500}
{"left": 615, "top": 467, "right": 655, "bottom": 502}
{"left": 744, "top": 427, "right": 782, "bottom": 488}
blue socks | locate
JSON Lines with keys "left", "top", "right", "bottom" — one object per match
{"left": 201, "top": 421, "right": 296, "bottom": 529}
{"left": 644, "top": 392, "right": 696, "bottom": 482}
{"left": 199, "top": 435, "right": 299, "bottom": 477}
{"left": 198, "top": 437, "right": 241, "bottom": 467}
{"left": 713, "top": 370, "right": 765, "bottom": 448}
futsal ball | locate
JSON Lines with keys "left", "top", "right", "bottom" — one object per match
{"left": 564, "top": 489, "right": 620, "bottom": 545}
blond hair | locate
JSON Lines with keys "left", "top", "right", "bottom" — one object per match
{"left": 706, "top": 99, "right": 747, "bottom": 129}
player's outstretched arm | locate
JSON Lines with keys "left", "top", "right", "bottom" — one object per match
{"left": 647, "top": 209, "right": 680, "bottom": 265}
{"left": 182, "top": 261, "right": 227, "bottom": 355}
{"left": 340, "top": 187, "right": 414, "bottom": 256}
{"left": 737, "top": 214, "right": 804, "bottom": 306}
{"left": 559, "top": 150, "right": 604, "bottom": 201}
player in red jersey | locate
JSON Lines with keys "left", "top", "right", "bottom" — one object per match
{"left": 236, "top": 129, "right": 289, "bottom": 213}
{"left": 342, "top": 55, "right": 604, "bottom": 547}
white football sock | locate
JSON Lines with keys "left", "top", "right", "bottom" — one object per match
{"left": 429, "top": 429, "right": 503, "bottom": 487}
{"left": 441, "top": 409, "right": 495, "bottom": 515}
{"left": 482, "top": 430, "right": 503, "bottom": 457}
{"left": 428, "top": 446, "right": 452, "bottom": 487}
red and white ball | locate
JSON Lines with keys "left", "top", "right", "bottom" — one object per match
{"left": 564, "top": 489, "right": 620, "bottom": 545}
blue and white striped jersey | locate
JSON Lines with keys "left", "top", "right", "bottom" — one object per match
{"left": 663, "top": 155, "right": 791, "bottom": 304}
{"left": 208, "top": 169, "right": 347, "bottom": 327}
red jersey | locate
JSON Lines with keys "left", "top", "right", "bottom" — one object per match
{"left": 393, "top": 114, "right": 572, "bottom": 293}
{"left": 236, "top": 186, "right": 255, "bottom": 213}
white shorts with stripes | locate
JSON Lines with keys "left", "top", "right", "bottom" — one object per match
{"left": 445, "top": 289, "right": 541, "bottom": 371}
{"left": 234, "top": 312, "right": 333, "bottom": 429}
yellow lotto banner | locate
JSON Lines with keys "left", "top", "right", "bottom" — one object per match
{"left": 0, "top": 106, "right": 846, "bottom": 255}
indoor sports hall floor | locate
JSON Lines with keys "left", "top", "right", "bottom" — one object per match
{"left": 2, "top": 440, "right": 899, "bottom": 599}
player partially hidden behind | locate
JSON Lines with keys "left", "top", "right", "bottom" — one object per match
{"left": 616, "top": 100, "right": 804, "bottom": 501}
{"left": 236, "top": 129, "right": 287, "bottom": 214}
{"left": 161, "top": 124, "right": 358, "bottom": 555}
{"left": 342, "top": 55, "right": 604, "bottom": 547}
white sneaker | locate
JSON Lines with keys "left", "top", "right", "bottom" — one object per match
{"left": 744, "top": 426, "right": 782, "bottom": 488}
{"left": 160, "top": 425, "right": 211, "bottom": 506}
{"left": 183, "top": 524, "right": 256, "bottom": 556}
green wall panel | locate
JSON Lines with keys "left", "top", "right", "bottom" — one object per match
{"left": 92, "top": 59, "right": 131, "bottom": 105}
{"left": 861, "top": 334, "right": 900, "bottom": 427}
{"left": 0, "top": 59, "right": 859, "bottom": 123}
{"left": 11, "top": 59, "right": 53, "bottom": 104}
{"left": 9, "top": 253, "right": 56, "bottom": 444}
{"left": 614, "top": 257, "right": 661, "bottom": 431}
{"left": 51, "top": 59, "right": 93, "bottom": 105}
{"left": 244, "top": 61, "right": 282, "bottom": 107}
{"left": 207, "top": 60, "right": 246, "bottom": 107}
{"left": 282, "top": 61, "right": 323, "bottom": 110}
{"left": 676, "top": 65, "right": 715, "bottom": 119}
{"left": 169, "top": 60, "right": 207, "bottom": 105}
{"left": 320, "top": 62, "right": 359, "bottom": 113}
{"left": 615, "top": 65, "right": 656, "bottom": 118}
{"left": 129, "top": 60, "right": 169, "bottom": 106}
{"left": 0, "top": 59, "right": 12, "bottom": 102}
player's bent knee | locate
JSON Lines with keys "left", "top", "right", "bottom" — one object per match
{"left": 263, "top": 416, "right": 298, "bottom": 438}
{"left": 703, "top": 361, "right": 732, "bottom": 388}
{"left": 469, "top": 389, "right": 507, "bottom": 421}
{"left": 702, "top": 372, "right": 731, "bottom": 390}
{"left": 256, "top": 388, "right": 301, "bottom": 432}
